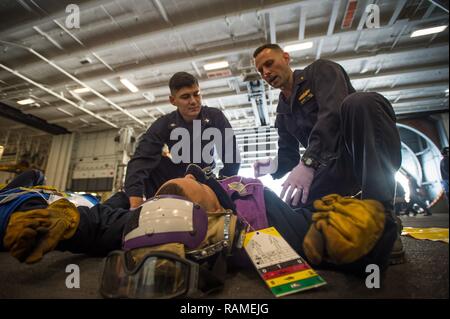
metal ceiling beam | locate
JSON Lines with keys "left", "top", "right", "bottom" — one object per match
{"left": 423, "top": 4, "right": 436, "bottom": 19}
{"left": 152, "top": 0, "right": 171, "bottom": 24}
{"left": 388, "top": 0, "right": 408, "bottom": 26}
{"left": 428, "top": 0, "right": 449, "bottom": 13}
{"left": 351, "top": 63, "right": 448, "bottom": 81}
{"left": 315, "top": 0, "right": 342, "bottom": 60}
{"left": 115, "top": 95, "right": 450, "bottom": 128}
{"left": 269, "top": 12, "right": 276, "bottom": 43}
{"left": 10, "top": 39, "right": 448, "bottom": 105}
{"left": 30, "top": 75, "right": 450, "bottom": 126}
{"left": 316, "top": 39, "right": 324, "bottom": 60}
{"left": 5, "top": 15, "right": 447, "bottom": 96}
{"left": 0, "top": 40, "right": 145, "bottom": 127}
{"left": 7, "top": 97, "right": 448, "bottom": 135}
{"left": 298, "top": 7, "right": 307, "bottom": 41}
{"left": 327, "top": 0, "right": 341, "bottom": 36}
{"left": 26, "top": 45, "right": 449, "bottom": 115}
{"left": 0, "top": 63, "right": 118, "bottom": 128}
{"left": 32, "top": 26, "right": 63, "bottom": 50}
{"left": 27, "top": 46, "right": 145, "bottom": 126}
{"left": 8, "top": 0, "right": 309, "bottom": 75}
{"left": 21, "top": 17, "right": 448, "bottom": 90}
{"left": 0, "top": 101, "right": 69, "bottom": 135}
{"left": 369, "top": 81, "right": 448, "bottom": 94}
{"left": 0, "top": 0, "right": 117, "bottom": 39}
{"left": 47, "top": 78, "right": 450, "bottom": 124}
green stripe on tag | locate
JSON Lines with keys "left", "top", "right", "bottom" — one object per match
{"left": 270, "top": 275, "right": 326, "bottom": 297}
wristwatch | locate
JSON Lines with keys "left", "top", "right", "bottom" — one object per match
{"left": 301, "top": 156, "right": 320, "bottom": 169}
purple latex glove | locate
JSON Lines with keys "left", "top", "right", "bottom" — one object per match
{"left": 280, "top": 161, "right": 315, "bottom": 206}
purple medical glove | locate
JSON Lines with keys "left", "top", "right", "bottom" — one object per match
{"left": 280, "top": 161, "right": 315, "bottom": 206}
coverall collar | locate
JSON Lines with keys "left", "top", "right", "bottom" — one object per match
{"left": 276, "top": 69, "right": 306, "bottom": 114}
{"left": 173, "top": 106, "right": 212, "bottom": 128}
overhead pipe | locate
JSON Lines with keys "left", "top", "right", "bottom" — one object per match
{"left": 9, "top": 0, "right": 308, "bottom": 73}
{"left": 0, "top": 40, "right": 145, "bottom": 127}
{"left": 6, "top": 14, "right": 448, "bottom": 95}
{"left": 0, "top": 63, "right": 118, "bottom": 128}
{"left": 20, "top": 41, "right": 449, "bottom": 114}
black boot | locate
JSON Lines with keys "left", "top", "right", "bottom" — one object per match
{"left": 387, "top": 204, "right": 406, "bottom": 265}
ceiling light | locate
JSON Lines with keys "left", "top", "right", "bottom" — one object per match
{"left": 283, "top": 41, "right": 314, "bottom": 53}
{"left": 143, "top": 92, "right": 156, "bottom": 102}
{"left": 72, "top": 87, "right": 90, "bottom": 94}
{"left": 17, "top": 98, "right": 35, "bottom": 105}
{"left": 410, "top": 25, "right": 448, "bottom": 37}
{"left": 120, "top": 77, "right": 139, "bottom": 93}
{"left": 203, "top": 61, "right": 229, "bottom": 71}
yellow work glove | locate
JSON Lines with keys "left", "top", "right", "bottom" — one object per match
{"left": 303, "top": 194, "right": 385, "bottom": 265}
{"left": 3, "top": 199, "right": 80, "bottom": 264}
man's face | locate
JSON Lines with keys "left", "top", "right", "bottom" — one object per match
{"left": 169, "top": 84, "right": 202, "bottom": 122}
{"left": 157, "top": 174, "right": 222, "bottom": 213}
{"left": 254, "top": 48, "right": 291, "bottom": 89}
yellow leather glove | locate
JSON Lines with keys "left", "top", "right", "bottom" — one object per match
{"left": 3, "top": 199, "right": 80, "bottom": 264}
{"left": 303, "top": 194, "right": 385, "bottom": 265}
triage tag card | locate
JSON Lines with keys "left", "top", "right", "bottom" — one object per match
{"left": 243, "top": 227, "right": 326, "bottom": 297}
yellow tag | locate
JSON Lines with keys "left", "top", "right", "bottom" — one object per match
{"left": 244, "top": 227, "right": 301, "bottom": 268}
{"left": 243, "top": 227, "right": 326, "bottom": 297}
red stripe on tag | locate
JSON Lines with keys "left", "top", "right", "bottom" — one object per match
{"left": 261, "top": 263, "right": 310, "bottom": 280}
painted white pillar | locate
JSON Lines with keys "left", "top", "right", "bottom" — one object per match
{"left": 45, "top": 133, "right": 75, "bottom": 190}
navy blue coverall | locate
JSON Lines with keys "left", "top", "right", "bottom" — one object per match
{"left": 272, "top": 59, "right": 402, "bottom": 209}
{"left": 124, "top": 106, "right": 240, "bottom": 199}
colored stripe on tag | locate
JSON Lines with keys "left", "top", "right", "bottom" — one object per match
{"left": 266, "top": 269, "right": 319, "bottom": 288}
{"left": 270, "top": 276, "right": 326, "bottom": 297}
{"left": 257, "top": 258, "right": 305, "bottom": 273}
{"left": 261, "top": 263, "right": 310, "bottom": 280}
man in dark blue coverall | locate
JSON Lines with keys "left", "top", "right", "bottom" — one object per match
{"left": 252, "top": 44, "right": 404, "bottom": 263}
{"left": 125, "top": 72, "right": 240, "bottom": 208}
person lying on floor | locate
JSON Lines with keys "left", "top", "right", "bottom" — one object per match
{"left": 0, "top": 166, "right": 398, "bottom": 298}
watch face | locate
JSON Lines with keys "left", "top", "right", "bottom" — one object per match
{"left": 303, "top": 157, "right": 317, "bottom": 168}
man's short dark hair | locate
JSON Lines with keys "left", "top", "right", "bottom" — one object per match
{"left": 169, "top": 72, "right": 198, "bottom": 94}
{"left": 156, "top": 182, "right": 187, "bottom": 197}
{"left": 253, "top": 43, "right": 283, "bottom": 58}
